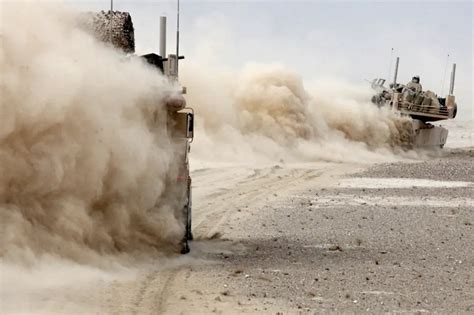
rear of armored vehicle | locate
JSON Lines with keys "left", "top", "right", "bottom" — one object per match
{"left": 83, "top": 11, "right": 194, "bottom": 253}
{"left": 165, "top": 99, "right": 194, "bottom": 253}
{"left": 370, "top": 59, "right": 459, "bottom": 149}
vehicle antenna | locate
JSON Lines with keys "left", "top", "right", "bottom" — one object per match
{"left": 176, "top": 0, "right": 180, "bottom": 77}
{"left": 109, "top": 0, "right": 113, "bottom": 45}
{"left": 449, "top": 63, "right": 456, "bottom": 95}
{"left": 441, "top": 53, "right": 450, "bottom": 96}
{"left": 393, "top": 57, "right": 400, "bottom": 88}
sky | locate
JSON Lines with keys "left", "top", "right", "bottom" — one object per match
{"left": 70, "top": 1, "right": 472, "bottom": 119}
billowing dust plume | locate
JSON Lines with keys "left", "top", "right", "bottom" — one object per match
{"left": 182, "top": 63, "right": 414, "bottom": 164}
{"left": 0, "top": 3, "right": 185, "bottom": 265}
{"left": 0, "top": 2, "right": 414, "bottom": 266}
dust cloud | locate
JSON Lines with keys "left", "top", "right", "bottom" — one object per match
{"left": 0, "top": 3, "right": 185, "bottom": 266}
{"left": 182, "top": 63, "right": 414, "bottom": 165}
{"left": 0, "top": 2, "right": 420, "bottom": 314}
{"left": 0, "top": 2, "right": 415, "bottom": 268}
{"left": 0, "top": 1, "right": 415, "bottom": 267}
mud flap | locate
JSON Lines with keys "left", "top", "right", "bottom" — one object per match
{"left": 186, "top": 177, "right": 193, "bottom": 241}
{"left": 180, "top": 177, "right": 192, "bottom": 254}
{"left": 180, "top": 238, "right": 190, "bottom": 254}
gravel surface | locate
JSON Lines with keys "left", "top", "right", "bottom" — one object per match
{"left": 355, "top": 148, "right": 474, "bottom": 182}
{"left": 22, "top": 149, "right": 472, "bottom": 314}
{"left": 172, "top": 148, "right": 473, "bottom": 314}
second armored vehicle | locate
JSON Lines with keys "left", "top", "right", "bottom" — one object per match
{"left": 370, "top": 57, "right": 458, "bottom": 148}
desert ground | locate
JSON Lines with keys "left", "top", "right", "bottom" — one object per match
{"left": 7, "top": 147, "right": 472, "bottom": 315}
{"left": 2, "top": 2, "right": 473, "bottom": 314}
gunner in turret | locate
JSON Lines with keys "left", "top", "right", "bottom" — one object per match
{"left": 406, "top": 75, "right": 422, "bottom": 93}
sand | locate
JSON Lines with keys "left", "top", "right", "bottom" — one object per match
{"left": 1, "top": 3, "right": 472, "bottom": 313}
{"left": 154, "top": 147, "right": 473, "bottom": 314}
{"left": 3, "top": 147, "right": 472, "bottom": 314}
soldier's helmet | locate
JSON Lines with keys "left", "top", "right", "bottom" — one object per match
{"left": 412, "top": 75, "right": 420, "bottom": 83}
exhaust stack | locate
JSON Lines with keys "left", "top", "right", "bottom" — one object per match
{"left": 449, "top": 63, "right": 456, "bottom": 95}
{"left": 393, "top": 57, "right": 400, "bottom": 88}
{"left": 160, "top": 16, "right": 167, "bottom": 57}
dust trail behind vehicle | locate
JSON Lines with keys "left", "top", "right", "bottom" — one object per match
{"left": 182, "top": 63, "right": 416, "bottom": 166}
{"left": 0, "top": 2, "right": 417, "bottom": 266}
{"left": 0, "top": 2, "right": 437, "bottom": 314}
{"left": 0, "top": 3, "right": 184, "bottom": 266}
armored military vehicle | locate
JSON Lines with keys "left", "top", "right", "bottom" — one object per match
{"left": 84, "top": 10, "right": 194, "bottom": 253}
{"left": 370, "top": 57, "right": 458, "bottom": 148}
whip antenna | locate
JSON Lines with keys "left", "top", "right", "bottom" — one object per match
{"left": 109, "top": 0, "right": 113, "bottom": 44}
{"left": 176, "top": 0, "right": 180, "bottom": 76}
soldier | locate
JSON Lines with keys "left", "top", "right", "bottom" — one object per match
{"left": 406, "top": 75, "right": 422, "bottom": 93}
